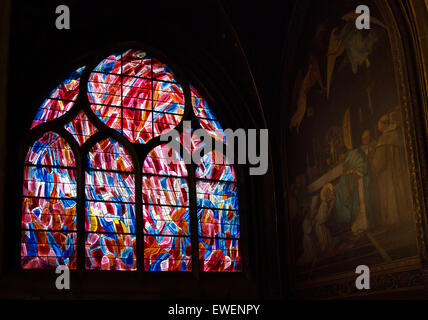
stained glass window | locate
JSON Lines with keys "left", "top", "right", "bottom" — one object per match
{"left": 22, "top": 132, "right": 77, "bottom": 269}
{"left": 85, "top": 138, "right": 136, "bottom": 270}
{"left": 143, "top": 145, "right": 191, "bottom": 271}
{"left": 190, "top": 85, "right": 226, "bottom": 143}
{"left": 88, "top": 50, "right": 184, "bottom": 144}
{"left": 32, "top": 67, "right": 85, "bottom": 129}
{"left": 22, "top": 49, "right": 241, "bottom": 273}
{"left": 65, "top": 111, "right": 98, "bottom": 146}
{"left": 196, "top": 151, "right": 241, "bottom": 272}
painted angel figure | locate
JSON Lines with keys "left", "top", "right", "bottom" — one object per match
{"left": 289, "top": 12, "right": 385, "bottom": 132}
{"left": 326, "top": 13, "right": 385, "bottom": 98}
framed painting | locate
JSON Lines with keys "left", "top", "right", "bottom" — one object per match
{"left": 282, "top": 0, "right": 428, "bottom": 298}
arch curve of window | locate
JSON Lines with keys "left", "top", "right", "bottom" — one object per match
{"left": 22, "top": 49, "right": 241, "bottom": 273}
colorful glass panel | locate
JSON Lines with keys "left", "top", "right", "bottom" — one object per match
{"left": 152, "top": 58, "right": 177, "bottom": 82}
{"left": 24, "top": 49, "right": 241, "bottom": 272}
{"left": 85, "top": 138, "right": 136, "bottom": 270}
{"left": 196, "top": 181, "right": 238, "bottom": 211}
{"left": 31, "top": 67, "right": 85, "bottom": 129}
{"left": 85, "top": 171, "right": 135, "bottom": 203}
{"left": 195, "top": 146, "right": 240, "bottom": 272}
{"left": 143, "top": 144, "right": 190, "bottom": 271}
{"left": 25, "top": 132, "right": 75, "bottom": 167}
{"left": 142, "top": 176, "right": 188, "bottom": 207}
{"left": 174, "top": 128, "right": 206, "bottom": 159}
{"left": 85, "top": 233, "right": 136, "bottom": 271}
{"left": 22, "top": 132, "right": 77, "bottom": 269}
{"left": 196, "top": 151, "right": 236, "bottom": 182}
{"left": 88, "top": 50, "right": 184, "bottom": 144}
{"left": 198, "top": 209, "right": 240, "bottom": 239}
{"left": 144, "top": 235, "right": 191, "bottom": 271}
{"left": 143, "top": 205, "right": 190, "bottom": 236}
{"left": 143, "top": 144, "right": 187, "bottom": 177}
{"left": 190, "top": 85, "right": 226, "bottom": 143}
{"left": 21, "top": 230, "right": 77, "bottom": 269}
{"left": 65, "top": 111, "right": 98, "bottom": 146}
{"left": 86, "top": 201, "right": 135, "bottom": 234}
{"left": 87, "top": 138, "right": 134, "bottom": 172}
{"left": 199, "top": 237, "right": 241, "bottom": 272}
{"left": 23, "top": 166, "right": 77, "bottom": 199}
{"left": 22, "top": 197, "right": 77, "bottom": 231}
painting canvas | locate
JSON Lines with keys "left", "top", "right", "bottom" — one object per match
{"left": 286, "top": 0, "right": 418, "bottom": 282}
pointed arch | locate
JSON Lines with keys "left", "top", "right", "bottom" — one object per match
{"left": 21, "top": 46, "right": 242, "bottom": 274}
{"left": 21, "top": 132, "right": 77, "bottom": 269}
{"left": 142, "top": 144, "right": 191, "bottom": 271}
{"left": 85, "top": 138, "right": 136, "bottom": 270}
{"left": 196, "top": 151, "right": 241, "bottom": 272}
{"left": 88, "top": 49, "right": 185, "bottom": 144}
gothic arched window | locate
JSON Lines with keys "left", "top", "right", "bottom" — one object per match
{"left": 21, "top": 49, "right": 241, "bottom": 273}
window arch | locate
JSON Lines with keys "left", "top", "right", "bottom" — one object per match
{"left": 22, "top": 132, "right": 77, "bottom": 269}
{"left": 85, "top": 138, "right": 136, "bottom": 270}
{"left": 196, "top": 151, "right": 241, "bottom": 272}
{"left": 22, "top": 48, "right": 241, "bottom": 273}
{"left": 143, "top": 144, "right": 191, "bottom": 271}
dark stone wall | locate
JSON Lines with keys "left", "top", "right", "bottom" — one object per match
{"left": 0, "top": 0, "right": 11, "bottom": 277}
